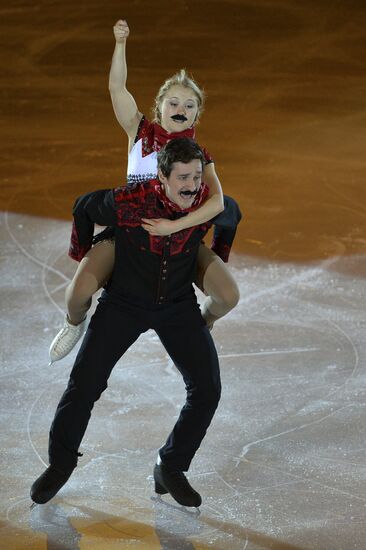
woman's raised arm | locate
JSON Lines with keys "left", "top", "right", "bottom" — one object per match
{"left": 109, "top": 20, "right": 142, "bottom": 142}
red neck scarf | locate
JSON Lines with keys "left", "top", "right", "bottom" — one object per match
{"left": 153, "top": 179, "right": 209, "bottom": 214}
{"left": 153, "top": 123, "right": 195, "bottom": 150}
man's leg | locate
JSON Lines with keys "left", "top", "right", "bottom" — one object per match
{"left": 152, "top": 301, "right": 221, "bottom": 506}
{"left": 31, "top": 300, "right": 148, "bottom": 503}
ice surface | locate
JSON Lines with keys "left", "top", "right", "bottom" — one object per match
{"left": 1, "top": 211, "right": 366, "bottom": 549}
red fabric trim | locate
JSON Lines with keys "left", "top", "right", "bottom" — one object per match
{"left": 68, "top": 220, "right": 92, "bottom": 261}
{"left": 153, "top": 180, "right": 209, "bottom": 213}
{"left": 211, "top": 239, "right": 230, "bottom": 263}
{"left": 136, "top": 116, "right": 212, "bottom": 163}
{"left": 113, "top": 179, "right": 211, "bottom": 257}
{"left": 153, "top": 122, "right": 195, "bottom": 150}
{"left": 114, "top": 179, "right": 209, "bottom": 225}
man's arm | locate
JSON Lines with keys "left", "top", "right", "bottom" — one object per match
{"left": 69, "top": 189, "right": 117, "bottom": 261}
{"left": 109, "top": 20, "right": 142, "bottom": 147}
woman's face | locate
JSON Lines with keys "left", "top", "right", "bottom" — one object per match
{"left": 160, "top": 85, "right": 199, "bottom": 133}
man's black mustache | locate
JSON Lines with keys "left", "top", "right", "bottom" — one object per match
{"left": 180, "top": 189, "right": 199, "bottom": 197}
{"left": 171, "top": 114, "right": 188, "bottom": 122}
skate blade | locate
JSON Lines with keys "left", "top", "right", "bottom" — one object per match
{"left": 151, "top": 494, "right": 200, "bottom": 516}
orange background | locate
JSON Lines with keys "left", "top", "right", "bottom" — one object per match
{"left": 1, "top": 0, "right": 366, "bottom": 265}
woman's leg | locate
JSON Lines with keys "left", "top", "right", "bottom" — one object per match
{"left": 49, "top": 241, "right": 115, "bottom": 363}
{"left": 196, "top": 244, "right": 240, "bottom": 329}
{"left": 66, "top": 240, "right": 115, "bottom": 324}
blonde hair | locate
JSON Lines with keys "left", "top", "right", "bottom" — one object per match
{"left": 153, "top": 69, "right": 205, "bottom": 124}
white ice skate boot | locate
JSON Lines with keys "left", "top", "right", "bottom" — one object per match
{"left": 49, "top": 316, "right": 87, "bottom": 364}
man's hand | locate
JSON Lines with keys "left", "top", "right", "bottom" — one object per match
{"left": 113, "top": 20, "right": 129, "bottom": 43}
{"left": 141, "top": 218, "right": 180, "bottom": 236}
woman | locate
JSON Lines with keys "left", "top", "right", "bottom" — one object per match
{"left": 49, "top": 20, "right": 241, "bottom": 363}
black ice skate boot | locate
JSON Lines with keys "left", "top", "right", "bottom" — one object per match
{"left": 30, "top": 465, "right": 74, "bottom": 504}
{"left": 153, "top": 463, "right": 202, "bottom": 508}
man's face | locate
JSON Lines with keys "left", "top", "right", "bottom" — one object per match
{"left": 158, "top": 159, "right": 203, "bottom": 210}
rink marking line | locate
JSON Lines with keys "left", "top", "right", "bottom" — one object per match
{"left": 4, "top": 211, "right": 71, "bottom": 315}
{"left": 26, "top": 369, "right": 64, "bottom": 468}
{"left": 50, "top": 280, "right": 69, "bottom": 294}
{"left": 234, "top": 313, "right": 359, "bottom": 469}
{"left": 237, "top": 403, "right": 356, "bottom": 463}
{"left": 2, "top": 212, "right": 72, "bottom": 472}
{"left": 4, "top": 211, "right": 70, "bottom": 283}
{"left": 41, "top": 249, "right": 67, "bottom": 315}
{"left": 307, "top": 454, "right": 366, "bottom": 468}
{"left": 238, "top": 479, "right": 303, "bottom": 493}
{"left": 237, "top": 254, "right": 340, "bottom": 307}
{"left": 283, "top": 298, "right": 360, "bottom": 400}
{"left": 239, "top": 454, "right": 366, "bottom": 505}
{"left": 318, "top": 319, "right": 359, "bottom": 401}
{"left": 218, "top": 347, "right": 319, "bottom": 358}
{"left": 6, "top": 497, "right": 32, "bottom": 523}
{"left": 210, "top": 466, "right": 240, "bottom": 496}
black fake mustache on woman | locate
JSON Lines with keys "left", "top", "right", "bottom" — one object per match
{"left": 171, "top": 114, "right": 188, "bottom": 122}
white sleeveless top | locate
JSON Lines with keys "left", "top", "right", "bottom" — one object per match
{"left": 126, "top": 116, "right": 212, "bottom": 186}
{"left": 127, "top": 138, "right": 157, "bottom": 185}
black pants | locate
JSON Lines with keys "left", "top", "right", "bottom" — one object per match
{"left": 48, "top": 296, "right": 221, "bottom": 473}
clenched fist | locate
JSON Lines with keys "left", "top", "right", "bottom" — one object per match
{"left": 113, "top": 20, "right": 129, "bottom": 43}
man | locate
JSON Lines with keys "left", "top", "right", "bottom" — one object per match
{"left": 31, "top": 138, "right": 226, "bottom": 508}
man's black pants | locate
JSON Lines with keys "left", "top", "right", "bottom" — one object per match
{"left": 48, "top": 296, "right": 221, "bottom": 473}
